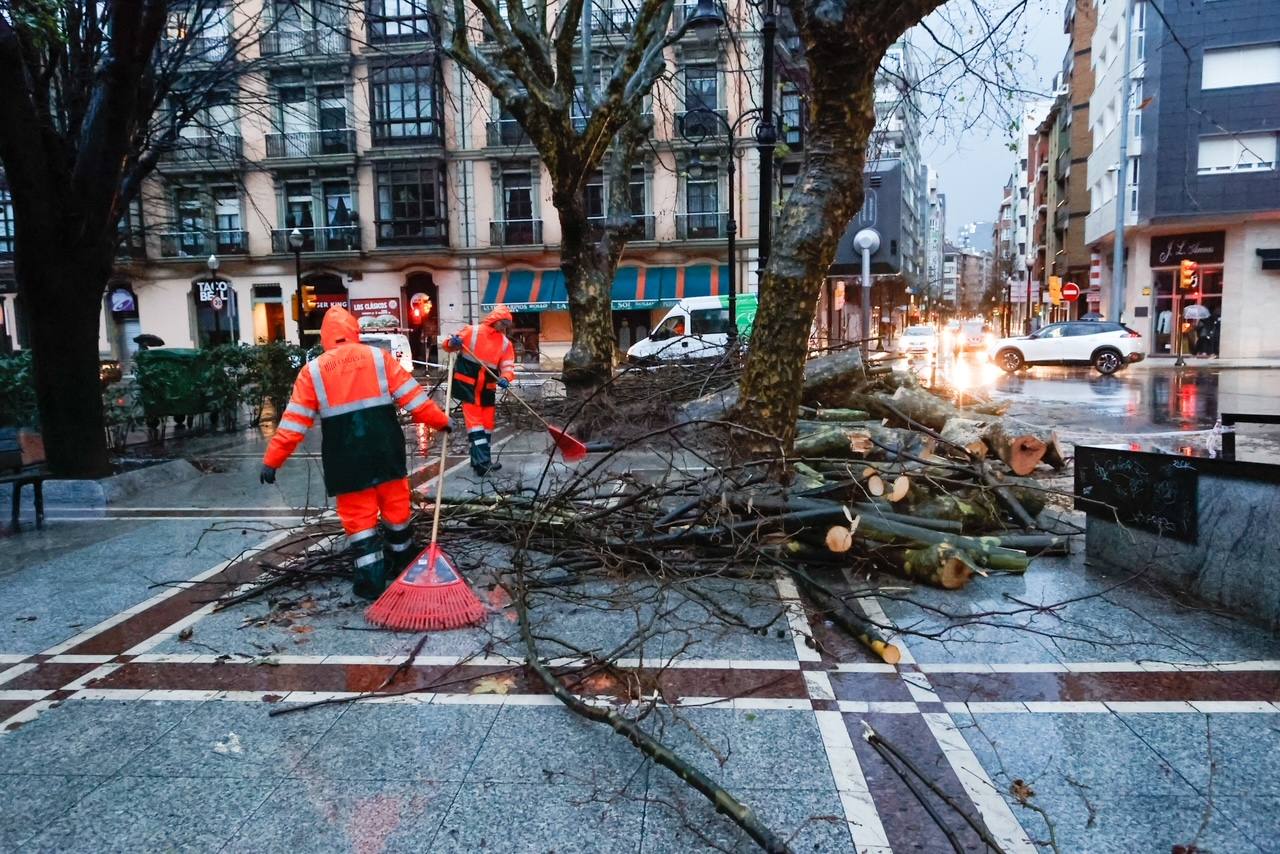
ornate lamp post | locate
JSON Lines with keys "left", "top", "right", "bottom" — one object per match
{"left": 288, "top": 227, "right": 304, "bottom": 346}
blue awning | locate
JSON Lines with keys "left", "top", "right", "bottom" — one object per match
{"left": 480, "top": 264, "right": 729, "bottom": 312}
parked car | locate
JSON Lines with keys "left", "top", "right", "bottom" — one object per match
{"left": 360, "top": 332, "right": 415, "bottom": 374}
{"left": 988, "top": 321, "right": 1145, "bottom": 375}
{"left": 960, "top": 320, "right": 992, "bottom": 352}
{"left": 897, "top": 325, "right": 938, "bottom": 358}
{"left": 626, "top": 295, "right": 758, "bottom": 363}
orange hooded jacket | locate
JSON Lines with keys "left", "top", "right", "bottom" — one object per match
{"left": 442, "top": 306, "right": 517, "bottom": 409}
{"left": 264, "top": 307, "right": 448, "bottom": 495}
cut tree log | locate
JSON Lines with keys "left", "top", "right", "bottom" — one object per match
{"left": 865, "top": 474, "right": 885, "bottom": 497}
{"left": 794, "top": 426, "right": 875, "bottom": 459}
{"left": 826, "top": 524, "right": 855, "bottom": 553}
{"left": 679, "top": 348, "right": 868, "bottom": 422}
{"left": 982, "top": 421, "right": 1047, "bottom": 476}
{"left": 888, "top": 475, "right": 911, "bottom": 503}
{"left": 939, "top": 417, "right": 989, "bottom": 459}
{"left": 880, "top": 543, "right": 978, "bottom": 589}
{"left": 787, "top": 566, "right": 902, "bottom": 664}
{"left": 811, "top": 408, "right": 872, "bottom": 422}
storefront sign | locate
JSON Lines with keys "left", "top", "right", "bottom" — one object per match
{"left": 350, "top": 297, "right": 400, "bottom": 329}
{"left": 312, "top": 295, "right": 348, "bottom": 311}
{"left": 1150, "top": 232, "right": 1225, "bottom": 268}
{"left": 109, "top": 288, "right": 137, "bottom": 314}
{"left": 197, "top": 280, "right": 231, "bottom": 307}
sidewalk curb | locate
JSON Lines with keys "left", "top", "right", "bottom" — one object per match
{"left": 41, "top": 459, "right": 203, "bottom": 508}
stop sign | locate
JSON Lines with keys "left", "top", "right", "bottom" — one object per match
{"left": 1062, "top": 282, "right": 1081, "bottom": 302}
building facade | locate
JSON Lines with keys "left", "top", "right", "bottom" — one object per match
{"left": 1086, "top": 0, "right": 1280, "bottom": 358}
{"left": 925, "top": 168, "right": 946, "bottom": 303}
{"left": 0, "top": 0, "right": 800, "bottom": 367}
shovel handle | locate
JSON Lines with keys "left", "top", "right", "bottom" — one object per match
{"left": 454, "top": 339, "right": 555, "bottom": 432}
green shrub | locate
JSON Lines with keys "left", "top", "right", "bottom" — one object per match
{"left": 253, "top": 341, "right": 305, "bottom": 423}
{"left": 102, "top": 380, "right": 141, "bottom": 452}
{"left": 0, "top": 351, "right": 39, "bottom": 428}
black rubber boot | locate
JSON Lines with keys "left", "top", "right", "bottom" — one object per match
{"left": 469, "top": 428, "right": 492, "bottom": 476}
{"left": 350, "top": 528, "right": 387, "bottom": 600}
{"left": 382, "top": 518, "right": 418, "bottom": 584}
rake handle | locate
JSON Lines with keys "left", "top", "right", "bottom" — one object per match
{"left": 430, "top": 351, "right": 455, "bottom": 547}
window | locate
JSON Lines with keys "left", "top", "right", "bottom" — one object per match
{"left": 175, "top": 187, "right": 205, "bottom": 255}
{"left": 1202, "top": 43, "right": 1280, "bottom": 90}
{"left": 586, "top": 170, "right": 604, "bottom": 219}
{"left": 1197, "top": 133, "right": 1277, "bottom": 174}
{"left": 685, "top": 167, "right": 720, "bottom": 238}
{"left": 376, "top": 164, "right": 446, "bottom": 246}
{"left": 285, "top": 182, "right": 314, "bottom": 230}
{"left": 499, "top": 170, "right": 536, "bottom": 243}
{"left": 0, "top": 186, "right": 13, "bottom": 255}
{"left": 371, "top": 63, "right": 440, "bottom": 143}
{"left": 682, "top": 65, "right": 719, "bottom": 134}
{"left": 368, "top": 0, "right": 433, "bottom": 42}
{"left": 628, "top": 167, "right": 646, "bottom": 217}
{"left": 212, "top": 186, "right": 243, "bottom": 251}
{"left": 691, "top": 307, "right": 733, "bottom": 336}
{"left": 782, "top": 85, "right": 803, "bottom": 148}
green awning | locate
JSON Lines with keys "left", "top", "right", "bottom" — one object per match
{"left": 481, "top": 264, "right": 730, "bottom": 313}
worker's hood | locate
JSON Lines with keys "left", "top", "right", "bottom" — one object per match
{"left": 483, "top": 306, "right": 513, "bottom": 327}
{"left": 321, "top": 306, "right": 361, "bottom": 350}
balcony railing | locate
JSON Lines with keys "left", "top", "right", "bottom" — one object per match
{"left": 161, "top": 135, "right": 242, "bottom": 163}
{"left": 588, "top": 213, "right": 655, "bottom": 241}
{"left": 259, "top": 27, "right": 350, "bottom": 56}
{"left": 490, "top": 219, "right": 542, "bottom": 246}
{"left": 486, "top": 119, "right": 531, "bottom": 147}
{"left": 676, "top": 212, "right": 729, "bottom": 240}
{"left": 375, "top": 219, "right": 449, "bottom": 248}
{"left": 116, "top": 230, "right": 147, "bottom": 260}
{"left": 265, "top": 129, "right": 357, "bottom": 158}
{"left": 271, "top": 225, "right": 360, "bottom": 253}
{"left": 592, "top": 6, "right": 636, "bottom": 33}
{"left": 159, "top": 230, "right": 249, "bottom": 258}
{"left": 676, "top": 109, "right": 728, "bottom": 137}
{"left": 162, "top": 36, "right": 232, "bottom": 62}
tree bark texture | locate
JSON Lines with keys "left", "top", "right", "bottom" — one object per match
{"left": 556, "top": 186, "right": 618, "bottom": 390}
{"left": 731, "top": 0, "right": 946, "bottom": 452}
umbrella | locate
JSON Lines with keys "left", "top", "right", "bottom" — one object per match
{"left": 1183, "top": 304, "right": 1210, "bottom": 320}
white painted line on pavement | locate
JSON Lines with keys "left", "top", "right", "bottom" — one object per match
{"left": 0, "top": 700, "right": 57, "bottom": 735}
{"left": 815, "top": 710, "right": 892, "bottom": 854}
{"left": 921, "top": 711, "right": 1037, "bottom": 853}
{"left": 0, "top": 663, "right": 37, "bottom": 687}
{"left": 774, "top": 575, "right": 821, "bottom": 662}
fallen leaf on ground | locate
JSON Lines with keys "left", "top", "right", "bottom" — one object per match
{"left": 471, "top": 675, "right": 515, "bottom": 695}
{"left": 178, "top": 627, "right": 194, "bottom": 642}
{"left": 1010, "top": 779, "right": 1035, "bottom": 803}
{"left": 289, "top": 625, "right": 314, "bottom": 635}
{"left": 261, "top": 694, "right": 284, "bottom": 703}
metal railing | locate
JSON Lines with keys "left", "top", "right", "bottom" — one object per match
{"left": 259, "top": 27, "right": 350, "bottom": 56}
{"left": 676, "top": 212, "right": 729, "bottom": 240}
{"left": 588, "top": 213, "right": 655, "bottom": 241}
{"left": 592, "top": 6, "right": 636, "bottom": 33}
{"left": 265, "top": 129, "right": 357, "bottom": 158}
{"left": 676, "top": 109, "right": 728, "bottom": 137}
{"left": 162, "top": 36, "right": 232, "bottom": 61}
{"left": 490, "top": 219, "right": 542, "bottom": 246}
{"left": 375, "top": 219, "right": 449, "bottom": 248}
{"left": 270, "top": 225, "right": 360, "bottom": 253}
{"left": 486, "top": 119, "right": 531, "bottom": 147}
{"left": 158, "top": 230, "right": 249, "bottom": 258}
{"left": 161, "top": 135, "right": 242, "bottom": 163}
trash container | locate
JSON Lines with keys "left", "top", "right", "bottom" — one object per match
{"left": 134, "top": 348, "right": 211, "bottom": 436}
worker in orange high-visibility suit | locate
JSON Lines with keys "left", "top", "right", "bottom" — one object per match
{"left": 442, "top": 306, "right": 517, "bottom": 477}
{"left": 260, "top": 307, "right": 451, "bottom": 600}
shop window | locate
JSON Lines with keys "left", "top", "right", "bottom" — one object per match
{"left": 511, "top": 311, "right": 541, "bottom": 364}
{"left": 192, "top": 278, "right": 239, "bottom": 348}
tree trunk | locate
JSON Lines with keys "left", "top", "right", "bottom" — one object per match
{"left": 24, "top": 256, "right": 111, "bottom": 477}
{"left": 557, "top": 196, "right": 616, "bottom": 393}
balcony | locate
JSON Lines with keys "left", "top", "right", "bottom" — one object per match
{"left": 116, "top": 230, "right": 147, "bottom": 261}
{"left": 1054, "top": 207, "right": 1071, "bottom": 231}
{"left": 259, "top": 27, "right": 349, "bottom": 57}
{"left": 161, "top": 135, "right": 242, "bottom": 164}
{"left": 676, "top": 109, "right": 728, "bottom": 138}
{"left": 159, "top": 230, "right": 249, "bottom": 258}
{"left": 486, "top": 119, "right": 531, "bottom": 147}
{"left": 490, "top": 219, "right": 542, "bottom": 246}
{"left": 270, "top": 225, "right": 360, "bottom": 253}
{"left": 588, "top": 213, "right": 655, "bottom": 241}
{"left": 676, "top": 212, "right": 729, "bottom": 240}
{"left": 375, "top": 219, "right": 449, "bottom": 248}
{"left": 265, "top": 129, "right": 357, "bottom": 159}
{"left": 592, "top": 6, "right": 636, "bottom": 34}
{"left": 162, "top": 36, "right": 232, "bottom": 63}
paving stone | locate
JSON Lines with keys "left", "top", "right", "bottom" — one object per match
{"left": 641, "top": 775, "right": 851, "bottom": 853}
{"left": 642, "top": 708, "right": 835, "bottom": 793}
{"left": 0, "top": 774, "right": 106, "bottom": 849}
{"left": 223, "top": 779, "right": 459, "bottom": 853}
{"left": 23, "top": 775, "right": 277, "bottom": 853}
{"left": 0, "top": 699, "right": 197, "bottom": 776}
{"left": 1119, "top": 713, "right": 1280, "bottom": 798}
{"left": 432, "top": 781, "right": 646, "bottom": 853}
{"left": 295, "top": 703, "right": 498, "bottom": 782}
{"left": 466, "top": 705, "right": 649, "bottom": 787}
{"left": 119, "top": 700, "right": 344, "bottom": 779}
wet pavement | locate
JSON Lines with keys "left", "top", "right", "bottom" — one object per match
{"left": 3, "top": 383, "right": 1280, "bottom": 851}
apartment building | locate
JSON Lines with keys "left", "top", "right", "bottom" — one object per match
{"left": 925, "top": 169, "right": 947, "bottom": 302}
{"left": 1005, "top": 100, "right": 1054, "bottom": 330}
{"left": 0, "top": 0, "right": 807, "bottom": 367}
{"left": 1086, "top": 0, "right": 1280, "bottom": 358}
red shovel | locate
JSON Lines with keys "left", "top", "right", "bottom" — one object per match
{"left": 457, "top": 342, "right": 588, "bottom": 462}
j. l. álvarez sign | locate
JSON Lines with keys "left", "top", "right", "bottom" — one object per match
{"left": 1151, "top": 231, "right": 1225, "bottom": 268}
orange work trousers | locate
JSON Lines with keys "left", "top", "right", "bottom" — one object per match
{"left": 334, "top": 477, "right": 411, "bottom": 536}
{"left": 461, "top": 401, "right": 496, "bottom": 432}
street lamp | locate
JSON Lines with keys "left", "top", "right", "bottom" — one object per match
{"left": 288, "top": 227, "right": 304, "bottom": 346}
{"left": 853, "top": 228, "right": 880, "bottom": 355}
{"left": 679, "top": 107, "right": 774, "bottom": 344}
{"left": 206, "top": 254, "right": 221, "bottom": 344}
{"left": 674, "top": 0, "right": 778, "bottom": 283}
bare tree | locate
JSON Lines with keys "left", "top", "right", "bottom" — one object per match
{"left": 431, "top": 0, "right": 707, "bottom": 391}
{"left": 0, "top": 1, "right": 259, "bottom": 476}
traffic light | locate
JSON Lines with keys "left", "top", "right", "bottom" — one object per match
{"left": 1048, "top": 276, "right": 1063, "bottom": 306}
{"left": 301, "top": 283, "right": 318, "bottom": 312}
{"left": 1179, "top": 259, "right": 1199, "bottom": 291}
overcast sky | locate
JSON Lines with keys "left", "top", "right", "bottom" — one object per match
{"left": 917, "top": 0, "right": 1069, "bottom": 237}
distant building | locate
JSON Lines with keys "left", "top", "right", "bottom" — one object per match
{"left": 955, "top": 221, "right": 995, "bottom": 254}
{"left": 925, "top": 168, "right": 947, "bottom": 302}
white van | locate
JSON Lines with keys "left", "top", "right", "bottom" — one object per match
{"left": 626, "top": 295, "right": 759, "bottom": 362}
{"left": 360, "top": 331, "right": 415, "bottom": 374}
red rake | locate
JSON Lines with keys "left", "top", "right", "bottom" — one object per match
{"left": 366, "top": 352, "right": 486, "bottom": 631}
